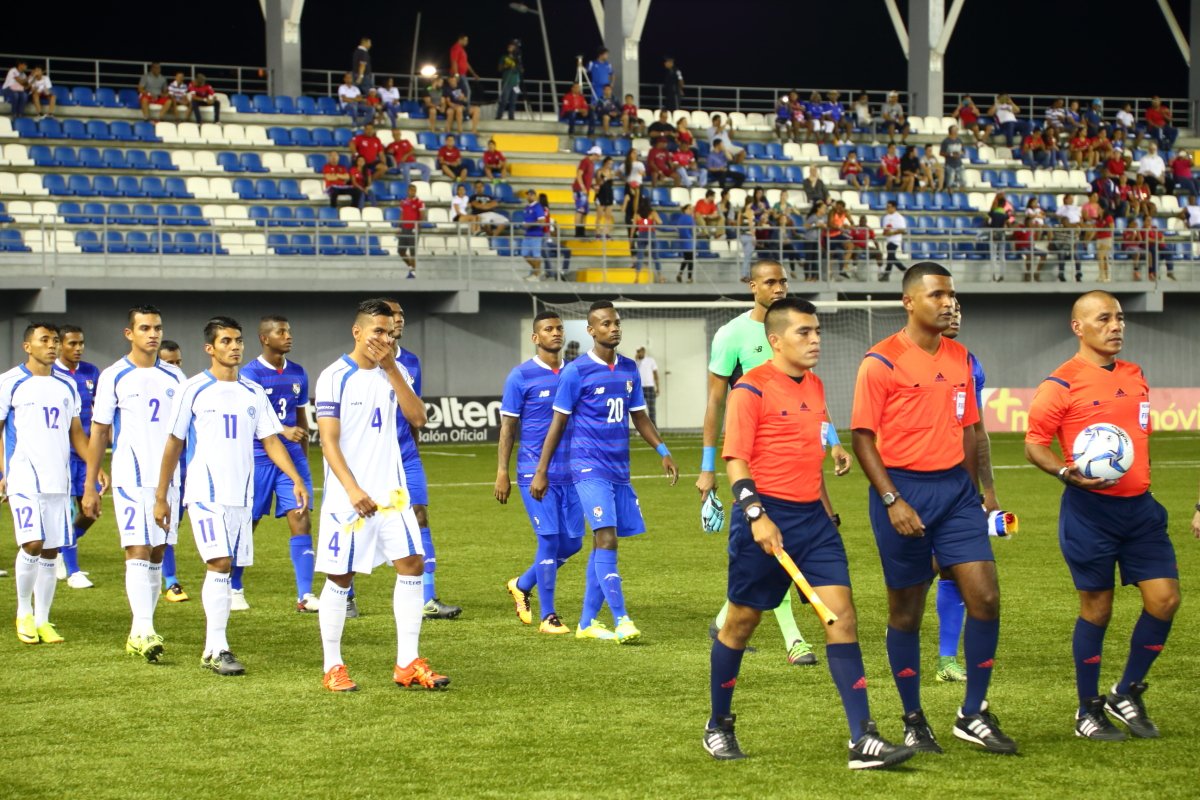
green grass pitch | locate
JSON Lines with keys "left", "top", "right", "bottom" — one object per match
{"left": 2, "top": 433, "right": 1196, "bottom": 799}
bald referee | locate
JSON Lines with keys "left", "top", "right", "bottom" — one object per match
{"left": 704, "top": 298, "right": 912, "bottom": 770}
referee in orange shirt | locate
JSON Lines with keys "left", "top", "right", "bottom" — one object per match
{"left": 851, "top": 262, "right": 1016, "bottom": 755}
{"left": 704, "top": 298, "right": 913, "bottom": 770}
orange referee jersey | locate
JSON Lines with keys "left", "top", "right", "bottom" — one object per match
{"left": 1025, "top": 355, "right": 1151, "bottom": 497}
{"left": 851, "top": 329, "right": 979, "bottom": 471}
{"left": 722, "top": 362, "right": 828, "bottom": 503}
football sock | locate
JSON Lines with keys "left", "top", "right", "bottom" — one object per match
{"left": 395, "top": 575, "right": 425, "bottom": 666}
{"left": 230, "top": 565, "right": 245, "bottom": 592}
{"left": 534, "top": 536, "right": 558, "bottom": 617}
{"left": 516, "top": 562, "right": 537, "bottom": 594}
{"left": 319, "top": 579, "right": 350, "bottom": 671}
{"left": 15, "top": 551, "right": 39, "bottom": 617}
{"left": 592, "top": 547, "right": 628, "bottom": 620}
{"left": 201, "top": 571, "right": 232, "bottom": 656}
{"left": 962, "top": 616, "right": 999, "bottom": 716}
{"left": 827, "top": 642, "right": 871, "bottom": 741}
{"left": 579, "top": 550, "right": 605, "bottom": 625}
{"left": 162, "top": 544, "right": 178, "bottom": 587}
{"left": 556, "top": 531, "right": 582, "bottom": 566}
{"left": 61, "top": 542, "right": 81, "bottom": 576}
{"left": 886, "top": 625, "right": 922, "bottom": 714}
{"left": 1116, "top": 610, "right": 1173, "bottom": 694}
{"left": 420, "top": 527, "right": 436, "bottom": 603}
{"left": 147, "top": 561, "right": 162, "bottom": 618}
{"left": 1073, "top": 616, "right": 1107, "bottom": 709}
{"left": 714, "top": 600, "right": 730, "bottom": 630}
{"left": 772, "top": 590, "right": 806, "bottom": 646}
{"left": 289, "top": 535, "right": 315, "bottom": 601}
{"left": 126, "top": 559, "right": 153, "bottom": 636}
{"left": 936, "top": 578, "right": 965, "bottom": 658}
{"left": 709, "top": 638, "right": 744, "bottom": 726}
{"left": 34, "top": 558, "right": 58, "bottom": 626}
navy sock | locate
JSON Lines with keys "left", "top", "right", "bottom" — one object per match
{"left": 230, "top": 565, "right": 245, "bottom": 591}
{"left": 289, "top": 534, "right": 315, "bottom": 601}
{"left": 579, "top": 550, "right": 605, "bottom": 625}
{"left": 1116, "top": 610, "right": 1173, "bottom": 694}
{"left": 709, "top": 639, "right": 745, "bottom": 726}
{"left": 827, "top": 642, "right": 871, "bottom": 741}
{"left": 533, "top": 537, "right": 558, "bottom": 618}
{"left": 962, "top": 616, "right": 999, "bottom": 716}
{"left": 1073, "top": 617, "right": 1107, "bottom": 709}
{"left": 162, "top": 544, "right": 177, "bottom": 587}
{"left": 592, "top": 547, "right": 627, "bottom": 620}
{"left": 420, "top": 527, "right": 436, "bottom": 602}
{"left": 61, "top": 544, "right": 81, "bottom": 576}
{"left": 886, "top": 626, "right": 922, "bottom": 714}
{"left": 936, "top": 579, "right": 965, "bottom": 658}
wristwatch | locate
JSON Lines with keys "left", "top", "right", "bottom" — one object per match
{"left": 745, "top": 505, "right": 765, "bottom": 522}
{"left": 881, "top": 491, "right": 901, "bottom": 507}
{"left": 1194, "top": 502, "right": 1200, "bottom": 513}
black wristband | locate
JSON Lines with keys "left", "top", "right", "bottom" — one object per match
{"left": 731, "top": 478, "right": 761, "bottom": 511}
{"left": 830, "top": 513, "right": 841, "bottom": 528}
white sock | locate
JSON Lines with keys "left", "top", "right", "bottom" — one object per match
{"left": 394, "top": 575, "right": 424, "bottom": 667}
{"left": 147, "top": 562, "right": 162, "bottom": 621}
{"left": 201, "top": 571, "right": 232, "bottom": 656}
{"left": 14, "top": 551, "right": 38, "bottom": 617}
{"left": 319, "top": 579, "right": 350, "bottom": 672}
{"left": 34, "top": 558, "right": 58, "bottom": 626}
{"left": 126, "top": 559, "right": 153, "bottom": 637}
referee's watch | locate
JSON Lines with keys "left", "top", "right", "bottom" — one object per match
{"left": 881, "top": 491, "right": 901, "bottom": 507}
{"left": 745, "top": 505, "right": 765, "bottom": 523}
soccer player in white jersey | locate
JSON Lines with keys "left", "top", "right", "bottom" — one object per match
{"left": 313, "top": 299, "right": 448, "bottom": 692}
{"left": 81, "top": 305, "right": 186, "bottom": 662}
{"left": 153, "top": 317, "right": 308, "bottom": 676}
{"left": 0, "top": 322, "right": 92, "bottom": 645}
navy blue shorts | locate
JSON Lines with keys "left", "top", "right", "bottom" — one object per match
{"left": 727, "top": 495, "right": 850, "bottom": 611}
{"left": 868, "top": 467, "right": 992, "bottom": 589}
{"left": 404, "top": 456, "right": 428, "bottom": 507}
{"left": 69, "top": 456, "right": 96, "bottom": 498}
{"left": 575, "top": 479, "right": 645, "bottom": 537}
{"left": 1059, "top": 487, "right": 1177, "bottom": 591}
{"left": 251, "top": 451, "right": 314, "bottom": 521}
{"left": 518, "top": 483, "right": 585, "bottom": 538}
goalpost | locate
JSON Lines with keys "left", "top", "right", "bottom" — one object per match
{"left": 534, "top": 298, "right": 908, "bottom": 432}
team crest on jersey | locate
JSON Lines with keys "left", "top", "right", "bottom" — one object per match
{"left": 166, "top": 388, "right": 175, "bottom": 398}
{"left": 247, "top": 406, "right": 256, "bottom": 418}
{"left": 625, "top": 380, "right": 633, "bottom": 394}
{"left": 292, "top": 383, "right": 302, "bottom": 395}
{"left": 85, "top": 380, "right": 94, "bottom": 391}
{"left": 592, "top": 506, "right": 603, "bottom": 519}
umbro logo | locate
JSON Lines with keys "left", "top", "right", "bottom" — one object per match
{"left": 1115, "top": 388, "right": 1127, "bottom": 397}
{"left": 934, "top": 373, "right": 946, "bottom": 382}
{"left": 594, "top": 387, "right": 605, "bottom": 395}
{"left": 538, "top": 390, "right": 550, "bottom": 398}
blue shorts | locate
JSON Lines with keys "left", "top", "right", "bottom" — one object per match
{"left": 868, "top": 467, "right": 992, "bottom": 589}
{"left": 573, "top": 191, "right": 589, "bottom": 214}
{"left": 728, "top": 495, "right": 850, "bottom": 611}
{"left": 404, "top": 456, "right": 429, "bottom": 507}
{"left": 1059, "top": 487, "right": 1177, "bottom": 591}
{"left": 251, "top": 452, "right": 314, "bottom": 521}
{"left": 520, "top": 236, "right": 544, "bottom": 259}
{"left": 518, "top": 483, "right": 585, "bottom": 538}
{"left": 69, "top": 456, "right": 93, "bottom": 498}
{"left": 575, "top": 479, "right": 645, "bottom": 537}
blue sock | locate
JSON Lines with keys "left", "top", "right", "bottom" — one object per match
{"left": 592, "top": 547, "right": 627, "bottom": 620}
{"left": 533, "top": 537, "right": 558, "bottom": 618}
{"left": 289, "top": 534, "right": 315, "bottom": 601}
{"left": 579, "top": 550, "right": 605, "bottom": 625}
{"left": 709, "top": 639, "right": 745, "bottom": 726}
{"left": 1116, "top": 610, "right": 1173, "bottom": 694}
{"left": 827, "top": 642, "right": 872, "bottom": 741}
{"left": 962, "top": 616, "right": 999, "bottom": 716}
{"left": 61, "top": 544, "right": 81, "bottom": 576}
{"left": 886, "top": 626, "right": 922, "bottom": 714}
{"left": 162, "top": 544, "right": 177, "bottom": 587}
{"left": 348, "top": 579, "right": 355, "bottom": 600}
{"left": 420, "top": 527, "right": 436, "bottom": 603}
{"left": 230, "top": 565, "right": 245, "bottom": 591}
{"left": 556, "top": 532, "right": 582, "bottom": 567}
{"left": 936, "top": 579, "right": 965, "bottom": 658}
{"left": 1073, "top": 617, "right": 1107, "bottom": 709}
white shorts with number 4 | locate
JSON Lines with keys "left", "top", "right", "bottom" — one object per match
{"left": 188, "top": 502, "right": 254, "bottom": 566}
{"left": 115, "top": 486, "right": 179, "bottom": 548}
{"left": 316, "top": 504, "right": 422, "bottom": 576}
{"left": 8, "top": 493, "right": 71, "bottom": 548}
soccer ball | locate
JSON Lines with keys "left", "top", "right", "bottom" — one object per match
{"left": 1071, "top": 423, "right": 1134, "bottom": 481}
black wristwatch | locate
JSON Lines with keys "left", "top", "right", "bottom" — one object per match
{"left": 881, "top": 491, "right": 901, "bottom": 507}
{"left": 745, "top": 504, "right": 765, "bottom": 522}
{"left": 1194, "top": 502, "right": 1200, "bottom": 513}
{"left": 830, "top": 513, "right": 842, "bottom": 528}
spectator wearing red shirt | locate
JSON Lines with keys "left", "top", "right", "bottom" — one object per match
{"left": 449, "top": 34, "right": 479, "bottom": 100}
{"left": 573, "top": 145, "right": 602, "bottom": 238}
{"left": 694, "top": 189, "right": 722, "bottom": 238}
{"left": 952, "top": 95, "right": 992, "bottom": 143}
{"left": 840, "top": 151, "right": 869, "bottom": 190}
{"left": 398, "top": 184, "right": 425, "bottom": 275}
{"left": 1128, "top": 175, "right": 1152, "bottom": 217}
{"left": 621, "top": 94, "right": 646, "bottom": 137}
{"left": 1068, "top": 132, "right": 1094, "bottom": 170}
{"left": 350, "top": 123, "right": 388, "bottom": 181}
{"left": 1166, "top": 150, "right": 1197, "bottom": 196}
{"left": 1093, "top": 210, "right": 1114, "bottom": 282}
{"left": 1144, "top": 97, "right": 1177, "bottom": 149}
{"left": 879, "top": 144, "right": 901, "bottom": 190}
{"left": 671, "top": 147, "right": 697, "bottom": 188}
{"left": 1104, "top": 153, "right": 1127, "bottom": 179}
{"left": 1140, "top": 215, "right": 1171, "bottom": 280}
{"left": 322, "top": 150, "right": 362, "bottom": 209}
{"left": 560, "top": 83, "right": 590, "bottom": 135}
{"left": 349, "top": 155, "right": 371, "bottom": 207}
{"left": 482, "top": 139, "right": 512, "bottom": 180}
{"left": 386, "top": 129, "right": 431, "bottom": 183}
{"left": 437, "top": 135, "right": 468, "bottom": 180}
{"left": 647, "top": 139, "right": 674, "bottom": 187}
{"left": 844, "top": 214, "right": 882, "bottom": 275}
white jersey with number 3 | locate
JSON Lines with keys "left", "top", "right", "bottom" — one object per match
{"left": 167, "top": 371, "right": 282, "bottom": 506}
{"left": 93, "top": 357, "right": 185, "bottom": 490}
{"left": 0, "top": 366, "right": 81, "bottom": 495}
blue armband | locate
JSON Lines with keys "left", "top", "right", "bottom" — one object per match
{"left": 701, "top": 446, "right": 716, "bottom": 472}
{"left": 656, "top": 442, "right": 671, "bottom": 458}
{"left": 825, "top": 425, "right": 840, "bottom": 447}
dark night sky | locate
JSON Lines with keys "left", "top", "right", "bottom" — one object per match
{"left": 1, "top": 0, "right": 1193, "bottom": 100}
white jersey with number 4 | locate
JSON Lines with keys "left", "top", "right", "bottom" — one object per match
{"left": 314, "top": 355, "right": 407, "bottom": 515}
{"left": 93, "top": 357, "right": 185, "bottom": 490}
{"left": 168, "top": 371, "right": 282, "bottom": 506}
{"left": 0, "top": 366, "right": 81, "bottom": 495}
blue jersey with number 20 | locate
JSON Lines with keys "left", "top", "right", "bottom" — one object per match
{"left": 552, "top": 351, "right": 646, "bottom": 484}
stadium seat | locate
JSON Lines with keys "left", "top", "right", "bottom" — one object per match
{"left": 86, "top": 120, "right": 113, "bottom": 141}
{"left": 117, "top": 176, "right": 143, "bottom": 197}
{"left": 150, "top": 150, "right": 178, "bottom": 171}
{"left": 131, "top": 121, "right": 158, "bottom": 142}
{"left": 315, "top": 234, "right": 343, "bottom": 256}
{"left": 293, "top": 206, "right": 317, "bottom": 227}
{"left": 63, "top": 120, "right": 89, "bottom": 140}
{"left": 69, "top": 86, "right": 97, "bottom": 107}
{"left": 241, "top": 153, "right": 268, "bottom": 173}
{"left": 296, "top": 96, "right": 318, "bottom": 115}
{"left": 280, "top": 152, "right": 306, "bottom": 173}
{"left": 2, "top": 143, "right": 32, "bottom": 165}
{"left": 103, "top": 230, "right": 128, "bottom": 254}
{"left": 37, "top": 118, "right": 63, "bottom": 138}
{"left": 54, "top": 146, "right": 81, "bottom": 167}
{"left": 173, "top": 231, "right": 201, "bottom": 254}
{"left": 231, "top": 93, "right": 253, "bottom": 114}
{"left": 333, "top": 128, "right": 353, "bottom": 147}
{"left": 198, "top": 232, "right": 228, "bottom": 255}
{"left": 287, "top": 127, "right": 312, "bottom": 147}
{"left": 249, "top": 206, "right": 271, "bottom": 226}
{"left": 126, "top": 231, "right": 155, "bottom": 254}
{"left": 252, "top": 95, "right": 273, "bottom": 114}
{"left": 66, "top": 174, "right": 94, "bottom": 197}
{"left": 0, "top": 229, "right": 29, "bottom": 252}
{"left": 311, "top": 128, "right": 336, "bottom": 148}
{"left": 29, "top": 145, "right": 55, "bottom": 166}
{"left": 290, "top": 234, "right": 316, "bottom": 256}
{"left": 129, "top": 203, "right": 156, "bottom": 225}
{"left": 277, "top": 179, "right": 305, "bottom": 200}
{"left": 14, "top": 118, "right": 39, "bottom": 138}
{"left": 91, "top": 175, "right": 119, "bottom": 198}
{"left": 267, "top": 126, "right": 292, "bottom": 146}
{"left": 93, "top": 87, "right": 118, "bottom": 108}
{"left": 233, "top": 179, "right": 259, "bottom": 200}
{"left": 317, "top": 206, "right": 346, "bottom": 228}
{"left": 338, "top": 234, "right": 366, "bottom": 256}
{"left": 116, "top": 88, "right": 139, "bottom": 108}
{"left": 218, "top": 152, "right": 245, "bottom": 172}
{"left": 273, "top": 96, "right": 297, "bottom": 114}
{"left": 164, "top": 177, "right": 191, "bottom": 199}
{"left": 245, "top": 125, "right": 270, "bottom": 146}
{"left": 60, "top": 201, "right": 86, "bottom": 223}
{"left": 317, "top": 97, "right": 339, "bottom": 115}
{"left": 270, "top": 206, "right": 296, "bottom": 227}
{"left": 99, "top": 148, "right": 126, "bottom": 169}
{"left": 141, "top": 176, "right": 167, "bottom": 198}
{"left": 76, "top": 230, "right": 102, "bottom": 252}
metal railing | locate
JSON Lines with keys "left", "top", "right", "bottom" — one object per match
{"left": 944, "top": 92, "right": 1192, "bottom": 133}
{"left": 0, "top": 53, "right": 269, "bottom": 97}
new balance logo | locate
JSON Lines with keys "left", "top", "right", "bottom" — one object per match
{"left": 1115, "top": 388, "right": 1127, "bottom": 397}
{"left": 976, "top": 658, "right": 995, "bottom": 669}
{"left": 1083, "top": 655, "right": 1102, "bottom": 664}
{"left": 935, "top": 373, "right": 946, "bottom": 382}
{"left": 538, "top": 390, "right": 550, "bottom": 398}
{"left": 895, "top": 667, "right": 917, "bottom": 678}
{"left": 594, "top": 387, "right": 605, "bottom": 395}
{"left": 852, "top": 676, "right": 867, "bottom": 690}
{"left": 721, "top": 678, "right": 737, "bottom": 689}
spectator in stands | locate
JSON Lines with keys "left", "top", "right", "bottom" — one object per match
{"left": 1082, "top": 100, "right": 1105, "bottom": 138}
{"left": 771, "top": 188, "right": 798, "bottom": 224}
{"left": 560, "top": 82, "right": 591, "bottom": 135}
{"left": 449, "top": 34, "right": 480, "bottom": 100}
{"left": 1177, "top": 194, "right": 1200, "bottom": 236}
{"left": 138, "top": 62, "right": 170, "bottom": 121}
{"left": 708, "top": 114, "right": 746, "bottom": 164}
{"left": 352, "top": 37, "right": 373, "bottom": 92}
{"left": 1110, "top": 128, "right": 1132, "bottom": 159}
{"left": 1123, "top": 217, "right": 1145, "bottom": 279}
{"left": 424, "top": 76, "right": 449, "bottom": 132}
{"left": 648, "top": 110, "right": 677, "bottom": 148}
{"left": 632, "top": 196, "right": 664, "bottom": 281}
{"left": 351, "top": 123, "right": 388, "bottom": 181}
{"left": 587, "top": 49, "right": 613, "bottom": 101}
{"left": 1141, "top": 214, "right": 1171, "bottom": 281}
{"left": 445, "top": 75, "right": 480, "bottom": 135}
{"left": 1044, "top": 98, "right": 1067, "bottom": 136}
{"left": 695, "top": 188, "right": 721, "bottom": 238}
{"left": 775, "top": 94, "right": 795, "bottom": 142}
{"left": 1065, "top": 100, "right": 1084, "bottom": 137}
{"left": 1081, "top": 191, "right": 1102, "bottom": 230}
{"left": 879, "top": 91, "right": 909, "bottom": 145}
{"left": 940, "top": 125, "right": 965, "bottom": 191}
{"left": 1068, "top": 127, "right": 1094, "bottom": 170}
{"left": 1094, "top": 169, "right": 1127, "bottom": 219}
{"left": 467, "top": 181, "right": 508, "bottom": 236}
{"left": 1128, "top": 174, "right": 1152, "bottom": 217}
{"left": 987, "top": 93, "right": 1029, "bottom": 146}
{"left": 2, "top": 59, "right": 29, "bottom": 118}
{"left": 675, "top": 116, "right": 697, "bottom": 157}
{"left": 622, "top": 94, "right": 646, "bottom": 137}
{"left": 840, "top": 150, "right": 869, "bottom": 189}
{"left": 437, "top": 135, "right": 469, "bottom": 180}
{"left": 398, "top": 184, "right": 424, "bottom": 277}
{"left": 661, "top": 56, "right": 684, "bottom": 111}
{"left": 737, "top": 202, "right": 757, "bottom": 282}
{"left": 1167, "top": 149, "right": 1197, "bottom": 196}
{"left": 378, "top": 77, "right": 402, "bottom": 127}
{"left": 1013, "top": 205, "right": 1047, "bottom": 281}
{"left": 27, "top": 66, "right": 56, "bottom": 120}
{"left": 675, "top": 205, "right": 697, "bottom": 283}
{"left": 719, "top": 188, "right": 738, "bottom": 241}
{"left": 853, "top": 93, "right": 873, "bottom": 138}
{"left": 704, "top": 139, "right": 742, "bottom": 188}
{"left": 1094, "top": 206, "right": 1114, "bottom": 283}
{"left": 323, "top": 151, "right": 362, "bottom": 209}
{"left": 621, "top": 148, "right": 647, "bottom": 186}
{"left": 986, "top": 192, "right": 1014, "bottom": 277}
{"left": 573, "top": 145, "right": 602, "bottom": 237}
{"left": 952, "top": 94, "right": 990, "bottom": 143}
{"left": 792, "top": 92, "right": 815, "bottom": 143}
{"left": 1138, "top": 142, "right": 1166, "bottom": 194}
{"left": 1021, "top": 127, "right": 1052, "bottom": 170}
{"left": 827, "top": 199, "right": 851, "bottom": 268}
{"left": 622, "top": 176, "right": 644, "bottom": 238}
{"left": 595, "top": 156, "right": 616, "bottom": 238}
{"left": 802, "top": 200, "right": 827, "bottom": 282}
{"left": 672, "top": 144, "right": 697, "bottom": 188}
{"left": 920, "top": 148, "right": 944, "bottom": 193}
{"left": 339, "top": 72, "right": 373, "bottom": 126}
{"left": 481, "top": 139, "right": 513, "bottom": 181}
{"left": 827, "top": 91, "right": 853, "bottom": 145}
{"left": 803, "top": 164, "right": 830, "bottom": 207}
{"left": 844, "top": 215, "right": 882, "bottom": 277}
{"left": 542, "top": 202, "right": 573, "bottom": 281}
{"left": 386, "top": 130, "right": 431, "bottom": 183}
{"left": 1089, "top": 128, "right": 1113, "bottom": 166}
{"left": 878, "top": 143, "right": 901, "bottom": 190}
{"left": 899, "top": 145, "right": 921, "bottom": 191}
{"left": 1055, "top": 193, "right": 1084, "bottom": 282}
{"left": 188, "top": 73, "right": 219, "bottom": 124}
{"left": 450, "top": 184, "right": 476, "bottom": 231}
{"left": 593, "top": 85, "right": 622, "bottom": 136}
{"left": 520, "top": 188, "right": 547, "bottom": 280}
{"left": 879, "top": 200, "right": 907, "bottom": 280}
{"left": 1115, "top": 103, "right": 1136, "bottom": 139}
{"left": 165, "top": 71, "right": 190, "bottom": 122}
{"left": 497, "top": 40, "right": 523, "bottom": 121}
{"left": 648, "top": 139, "right": 674, "bottom": 187}
{"left": 1144, "top": 97, "right": 1177, "bottom": 149}
{"left": 350, "top": 155, "right": 372, "bottom": 204}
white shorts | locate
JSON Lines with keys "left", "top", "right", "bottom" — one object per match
{"left": 8, "top": 492, "right": 71, "bottom": 548}
{"left": 115, "top": 486, "right": 179, "bottom": 548}
{"left": 478, "top": 211, "right": 508, "bottom": 226}
{"left": 819, "top": 120, "right": 835, "bottom": 134}
{"left": 188, "top": 502, "right": 254, "bottom": 566}
{"left": 316, "top": 503, "right": 422, "bottom": 576}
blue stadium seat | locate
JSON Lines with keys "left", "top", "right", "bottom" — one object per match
{"left": 255, "top": 179, "right": 282, "bottom": 200}
{"left": 333, "top": 128, "right": 353, "bottom": 147}
{"left": 53, "top": 146, "right": 80, "bottom": 167}
{"left": 401, "top": 100, "right": 425, "bottom": 118}
{"left": 29, "top": 145, "right": 55, "bottom": 166}
{"left": 70, "top": 86, "right": 97, "bottom": 107}
{"left": 131, "top": 121, "right": 158, "bottom": 142}
{"left": 103, "top": 230, "right": 128, "bottom": 253}
{"left": 338, "top": 234, "right": 366, "bottom": 256}
{"left": 267, "top": 127, "right": 292, "bottom": 146}
{"left": 611, "top": 138, "right": 631, "bottom": 156}
{"left": 59, "top": 202, "right": 86, "bottom": 223}
{"left": 316, "top": 97, "right": 339, "bottom": 115}
{"left": 311, "top": 128, "right": 335, "bottom": 148}
{"left": 953, "top": 193, "right": 974, "bottom": 211}
{"left": 764, "top": 165, "right": 784, "bottom": 183}
{"left": 149, "top": 232, "right": 173, "bottom": 253}
{"left": 267, "top": 233, "right": 292, "bottom": 254}
{"left": 0, "top": 229, "right": 29, "bottom": 252}
{"left": 745, "top": 143, "right": 767, "bottom": 160}
{"left": 76, "top": 230, "right": 103, "bottom": 253}
{"left": 316, "top": 234, "right": 343, "bottom": 256}
{"left": 231, "top": 94, "right": 253, "bottom": 114}
{"left": 218, "top": 152, "right": 245, "bottom": 172}
{"left": 296, "top": 96, "right": 318, "bottom": 115}
{"left": 967, "top": 146, "right": 985, "bottom": 164}
{"left": 63, "top": 120, "right": 89, "bottom": 140}
{"left": 1039, "top": 193, "right": 1057, "bottom": 212}
{"left": 117, "top": 176, "right": 144, "bottom": 197}
{"left": 290, "top": 128, "right": 314, "bottom": 147}
{"left": 273, "top": 96, "right": 297, "bottom": 114}
{"left": 14, "top": 118, "right": 39, "bottom": 138}
{"left": 107, "top": 121, "right": 135, "bottom": 142}
{"left": 291, "top": 234, "right": 316, "bottom": 256}
{"left": 573, "top": 137, "right": 592, "bottom": 155}
{"left": 180, "top": 204, "right": 208, "bottom": 225}
{"left": 93, "top": 175, "right": 121, "bottom": 198}
{"left": 0, "top": 202, "right": 9, "bottom": 224}
{"left": 306, "top": 153, "right": 327, "bottom": 173}
{"left": 86, "top": 121, "right": 112, "bottom": 141}
{"left": 248, "top": 206, "right": 270, "bottom": 226}
{"left": 785, "top": 165, "right": 805, "bottom": 183}
{"left": 651, "top": 186, "right": 675, "bottom": 207}
{"left": 129, "top": 203, "right": 156, "bottom": 225}
{"left": 252, "top": 95, "right": 274, "bottom": 114}
{"left": 494, "top": 183, "right": 516, "bottom": 203}
{"left": 67, "top": 174, "right": 94, "bottom": 196}
{"left": 458, "top": 134, "right": 480, "bottom": 151}
{"left": 241, "top": 153, "right": 268, "bottom": 173}
{"left": 270, "top": 206, "right": 296, "bottom": 227}
{"left": 99, "top": 148, "right": 125, "bottom": 169}
{"left": 317, "top": 206, "right": 346, "bottom": 228}
{"left": 37, "top": 118, "right": 63, "bottom": 138}
{"left": 99, "top": 203, "right": 127, "bottom": 225}
{"left": 177, "top": 231, "right": 206, "bottom": 254}
{"left": 293, "top": 206, "right": 317, "bottom": 227}
{"left": 126, "top": 150, "right": 150, "bottom": 170}
{"left": 744, "top": 165, "right": 764, "bottom": 183}
{"left": 765, "top": 143, "right": 784, "bottom": 160}
{"left": 150, "top": 150, "right": 177, "bottom": 171}
{"left": 117, "top": 89, "right": 139, "bottom": 108}
{"left": 277, "top": 179, "right": 304, "bottom": 200}
{"left": 198, "top": 232, "right": 228, "bottom": 255}
{"left": 140, "top": 176, "right": 167, "bottom": 198}
{"left": 95, "top": 87, "right": 119, "bottom": 108}
{"left": 126, "top": 231, "right": 155, "bottom": 254}
{"left": 164, "top": 177, "right": 191, "bottom": 199}
{"left": 367, "top": 235, "right": 387, "bottom": 257}
{"left": 157, "top": 204, "right": 182, "bottom": 225}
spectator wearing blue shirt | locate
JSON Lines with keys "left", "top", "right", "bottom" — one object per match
{"left": 703, "top": 139, "right": 744, "bottom": 189}
{"left": 593, "top": 85, "right": 622, "bottom": 137}
{"left": 521, "top": 189, "right": 547, "bottom": 281}
{"left": 826, "top": 90, "right": 853, "bottom": 144}
{"left": 676, "top": 204, "right": 696, "bottom": 283}
{"left": 587, "top": 50, "right": 614, "bottom": 102}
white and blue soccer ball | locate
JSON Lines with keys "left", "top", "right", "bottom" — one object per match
{"left": 1071, "top": 423, "right": 1134, "bottom": 481}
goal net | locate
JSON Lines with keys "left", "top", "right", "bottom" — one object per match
{"left": 534, "top": 298, "right": 908, "bottom": 433}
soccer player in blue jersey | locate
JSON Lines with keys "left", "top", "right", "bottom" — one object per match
{"left": 531, "top": 301, "right": 679, "bottom": 643}
{"left": 384, "top": 299, "right": 461, "bottom": 620}
{"left": 496, "top": 312, "right": 584, "bottom": 635}
{"left": 238, "top": 315, "right": 318, "bottom": 613}
{"left": 156, "top": 340, "right": 190, "bottom": 601}
{"left": 53, "top": 324, "right": 107, "bottom": 589}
